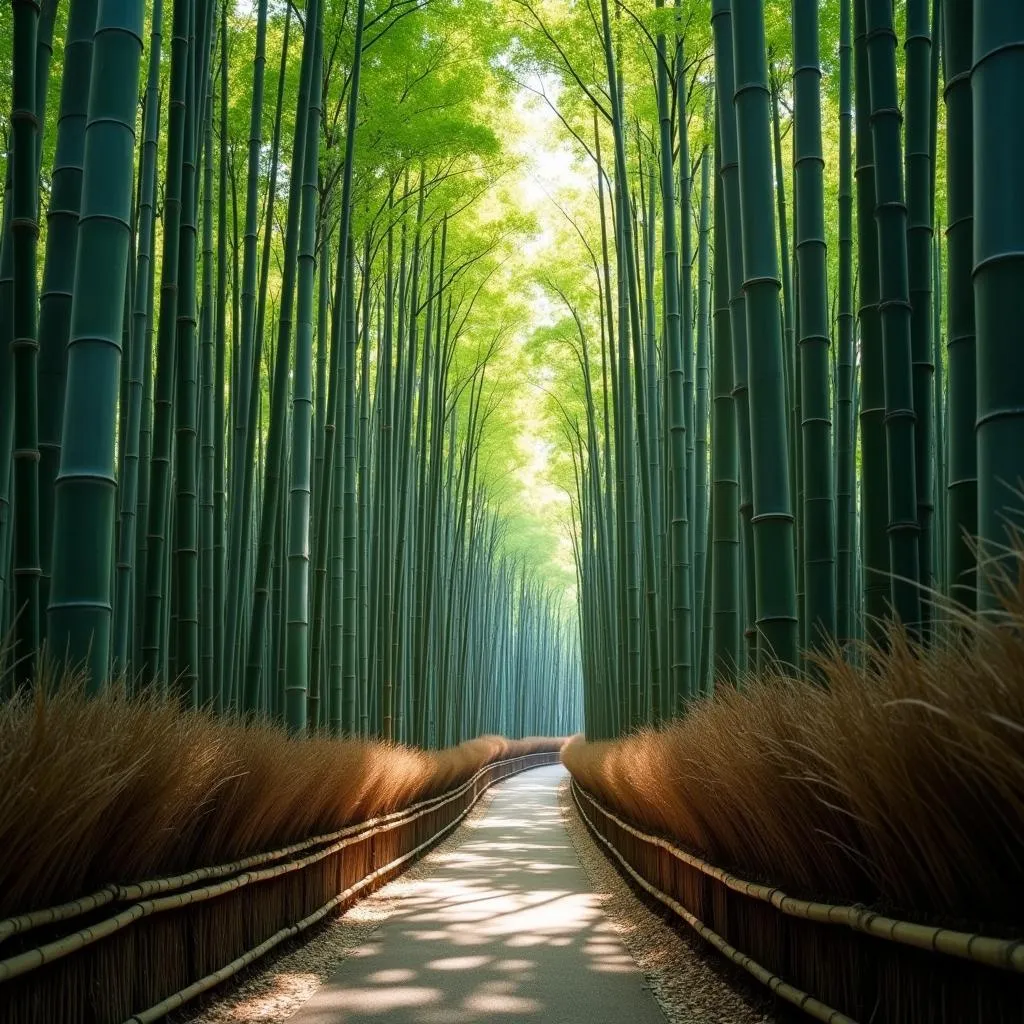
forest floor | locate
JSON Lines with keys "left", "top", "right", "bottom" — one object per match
{"left": 181, "top": 766, "right": 777, "bottom": 1024}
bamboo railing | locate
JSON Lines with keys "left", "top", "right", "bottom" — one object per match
{"left": 0, "top": 750, "right": 559, "bottom": 1024}
{"left": 571, "top": 779, "right": 1024, "bottom": 1023}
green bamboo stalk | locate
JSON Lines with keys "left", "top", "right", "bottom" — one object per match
{"left": 855, "top": 0, "right": 890, "bottom": 632}
{"left": 905, "top": 0, "right": 935, "bottom": 623}
{"left": 1, "top": 1, "right": 54, "bottom": 663}
{"left": 310, "top": 0, "right": 366, "bottom": 729}
{"left": 314, "top": 225, "right": 333, "bottom": 720}
{"left": 48, "top": 0, "right": 145, "bottom": 687}
{"left": 864, "top": 0, "right": 922, "bottom": 630}
{"left": 599, "top": 0, "right": 648, "bottom": 724}
{"left": 592, "top": 117, "right": 626, "bottom": 733}
{"left": 973, "top": 5, "right": 1024, "bottom": 603}
{"left": 223, "top": 0, "right": 280, "bottom": 705}
{"left": 710, "top": 128, "right": 740, "bottom": 681}
{"left": 836, "top": 0, "right": 856, "bottom": 644}
{"left": 172, "top": 0, "right": 201, "bottom": 705}
{"left": 199, "top": 78, "right": 216, "bottom": 706}
{"left": 284, "top": 9, "right": 322, "bottom": 733}
{"left": 243, "top": 0, "right": 319, "bottom": 713}
{"left": 31, "top": 0, "right": 58, "bottom": 164}
{"left": 142, "top": 0, "right": 192, "bottom": 684}
{"left": 416, "top": 223, "right": 449, "bottom": 743}
{"left": 213, "top": 0, "right": 228, "bottom": 710}
{"left": 313, "top": 233, "right": 329, "bottom": 650}
{"left": 731, "top": 0, "right": 798, "bottom": 669}
{"left": 945, "top": 0, "right": 976, "bottom": 610}
{"left": 37, "top": 0, "right": 98, "bottom": 636}
{"left": 932, "top": 227, "right": 946, "bottom": 596}
{"left": 10, "top": 0, "right": 42, "bottom": 679}
{"left": 769, "top": 69, "right": 795, "bottom": 482}
{"left": 676, "top": 0, "right": 697, "bottom": 689}
{"left": 113, "top": 0, "right": 163, "bottom": 671}
{"left": 341, "top": 237, "right": 358, "bottom": 734}
{"left": 711, "top": 0, "right": 757, "bottom": 670}
{"left": 378, "top": 203, "right": 397, "bottom": 740}
{"left": 656, "top": 0, "right": 690, "bottom": 709}
{"left": 793, "top": 0, "right": 837, "bottom": 649}
{"left": 133, "top": 96, "right": 160, "bottom": 673}
{"left": 390, "top": 176, "right": 425, "bottom": 742}
{"left": 357, "top": 252, "right": 371, "bottom": 734}
{"left": 0, "top": 190, "right": 14, "bottom": 657}
{"left": 694, "top": 133, "right": 712, "bottom": 690}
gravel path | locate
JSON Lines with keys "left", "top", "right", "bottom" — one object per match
{"left": 179, "top": 764, "right": 779, "bottom": 1024}
{"left": 178, "top": 783, "right": 508, "bottom": 1024}
{"left": 285, "top": 764, "right": 666, "bottom": 1023}
{"left": 557, "top": 775, "right": 779, "bottom": 1024}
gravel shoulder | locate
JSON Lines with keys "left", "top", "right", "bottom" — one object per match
{"left": 557, "top": 775, "right": 780, "bottom": 1024}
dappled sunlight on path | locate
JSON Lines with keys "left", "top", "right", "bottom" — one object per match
{"left": 289, "top": 766, "right": 665, "bottom": 1023}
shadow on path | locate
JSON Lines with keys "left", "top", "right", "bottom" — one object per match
{"left": 289, "top": 765, "right": 667, "bottom": 1023}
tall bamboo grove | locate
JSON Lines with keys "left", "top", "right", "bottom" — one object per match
{"left": 2, "top": 0, "right": 1023, "bottom": 745}
{"left": 0, "top": 0, "right": 581, "bottom": 745}
{"left": 510, "top": 0, "right": 1024, "bottom": 738}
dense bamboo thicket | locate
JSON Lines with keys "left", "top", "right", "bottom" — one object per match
{"left": 4, "top": 0, "right": 1021, "bottom": 752}
{"left": 0, "top": 0, "right": 582, "bottom": 744}
{"left": 506, "top": 2, "right": 1024, "bottom": 740}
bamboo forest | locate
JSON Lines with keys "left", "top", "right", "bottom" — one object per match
{"left": 1, "top": 0, "right": 1022, "bottom": 1022}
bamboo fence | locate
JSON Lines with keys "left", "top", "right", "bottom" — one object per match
{"left": 0, "top": 751, "right": 559, "bottom": 1024}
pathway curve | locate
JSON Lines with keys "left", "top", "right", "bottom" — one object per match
{"left": 289, "top": 764, "right": 667, "bottom": 1023}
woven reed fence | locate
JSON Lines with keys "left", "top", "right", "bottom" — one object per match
{"left": 0, "top": 750, "right": 559, "bottom": 1024}
{"left": 571, "top": 779, "right": 1024, "bottom": 1024}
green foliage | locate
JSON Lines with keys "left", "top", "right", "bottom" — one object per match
{"left": 2, "top": 0, "right": 1021, "bottom": 750}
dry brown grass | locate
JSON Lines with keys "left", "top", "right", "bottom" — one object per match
{"left": 0, "top": 682, "right": 563, "bottom": 919}
{"left": 564, "top": 585, "right": 1024, "bottom": 932}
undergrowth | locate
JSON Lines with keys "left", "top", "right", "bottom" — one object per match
{"left": 0, "top": 682, "right": 563, "bottom": 919}
{"left": 564, "top": 579, "right": 1024, "bottom": 932}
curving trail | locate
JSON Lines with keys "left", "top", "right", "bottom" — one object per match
{"left": 289, "top": 765, "right": 667, "bottom": 1023}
